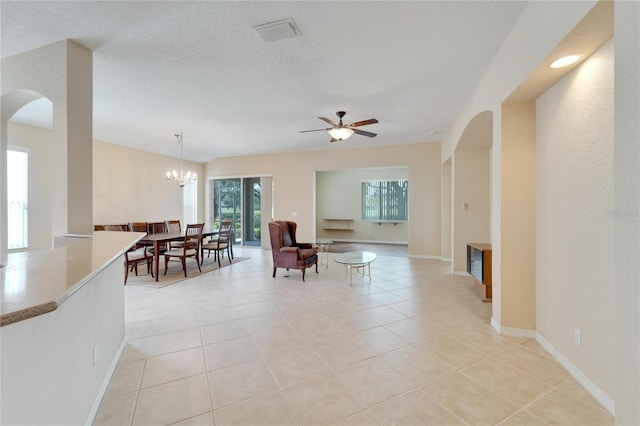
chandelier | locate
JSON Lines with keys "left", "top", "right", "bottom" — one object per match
{"left": 166, "top": 133, "right": 196, "bottom": 187}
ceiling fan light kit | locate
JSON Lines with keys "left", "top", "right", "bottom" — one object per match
{"left": 328, "top": 127, "right": 354, "bottom": 141}
{"left": 300, "top": 110, "right": 379, "bottom": 143}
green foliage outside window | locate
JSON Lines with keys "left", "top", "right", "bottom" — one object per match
{"left": 362, "top": 179, "right": 408, "bottom": 221}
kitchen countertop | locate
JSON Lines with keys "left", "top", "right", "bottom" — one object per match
{"left": 0, "top": 231, "right": 144, "bottom": 327}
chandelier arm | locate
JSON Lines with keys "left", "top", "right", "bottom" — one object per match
{"left": 166, "top": 132, "right": 196, "bottom": 187}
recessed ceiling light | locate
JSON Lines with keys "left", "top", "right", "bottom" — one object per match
{"left": 549, "top": 54, "right": 583, "bottom": 69}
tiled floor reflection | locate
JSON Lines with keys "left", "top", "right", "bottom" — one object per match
{"left": 94, "top": 247, "right": 614, "bottom": 425}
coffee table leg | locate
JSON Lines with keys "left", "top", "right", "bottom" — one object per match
{"left": 324, "top": 243, "right": 329, "bottom": 268}
{"left": 316, "top": 243, "right": 329, "bottom": 268}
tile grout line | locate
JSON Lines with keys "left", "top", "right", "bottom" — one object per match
{"left": 102, "top": 250, "right": 611, "bottom": 425}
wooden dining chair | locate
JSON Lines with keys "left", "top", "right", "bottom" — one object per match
{"left": 128, "top": 221, "right": 166, "bottom": 256}
{"left": 201, "top": 223, "right": 233, "bottom": 267}
{"left": 165, "top": 219, "right": 181, "bottom": 233}
{"left": 206, "top": 220, "right": 235, "bottom": 259}
{"left": 163, "top": 223, "right": 204, "bottom": 277}
{"left": 106, "top": 224, "right": 153, "bottom": 284}
{"left": 220, "top": 220, "right": 235, "bottom": 259}
{"left": 150, "top": 222, "right": 166, "bottom": 234}
{"left": 128, "top": 222, "right": 148, "bottom": 233}
{"left": 165, "top": 219, "right": 183, "bottom": 249}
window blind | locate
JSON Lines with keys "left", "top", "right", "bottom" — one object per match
{"left": 361, "top": 179, "right": 408, "bottom": 221}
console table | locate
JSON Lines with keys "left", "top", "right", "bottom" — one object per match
{"left": 467, "top": 243, "right": 492, "bottom": 302}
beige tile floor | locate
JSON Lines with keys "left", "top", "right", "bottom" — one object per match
{"left": 94, "top": 247, "right": 614, "bottom": 426}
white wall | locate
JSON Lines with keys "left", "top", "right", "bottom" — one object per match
{"left": 452, "top": 150, "right": 491, "bottom": 272}
{"left": 316, "top": 167, "right": 409, "bottom": 243}
{"left": 206, "top": 142, "right": 441, "bottom": 257}
{"left": 93, "top": 140, "right": 204, "bottom": 226}
{"left": 613, "top": 2, "right": 640, "bottom": 423}
{"left": 7, "top": 122, "right": 54, "bottom": 249}
{"left": 536, "top": 39, "right": 614, "bottom": 402}
{"left": 440, "top": 161, "right": 452, "bottom": 260}
{"left": 440, "top": 0, "right": 598, "bottom": 329}
{"left": 1, "top": 40, "right": 94, "bottom": 250}
{"left": 439, "top": 3, "right": 627, "bottom": 414}
{"left": 441, "top": 1, "right": 597, "bottom": 162}
{"left": 3, "top": 126, "right": 206, "bottom": 229}
{"left": 0, "top": 258, "right": 125, "bottom": 425}
{"left": 500, "top": 101, "right": 536, "bottom": 331}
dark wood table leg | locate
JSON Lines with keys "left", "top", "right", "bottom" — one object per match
{"left": 154, "top": 240, "right": 160, "bottom": 281}
{"left": 201, "top": 236, "right": 205, "bottom": 265}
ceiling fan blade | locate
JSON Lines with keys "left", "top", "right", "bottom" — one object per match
{"left": 350, "top": 118, "right": 379, "bottom": 127}
{"left": 299, "top": 128, "right": 331, "bottom": 133}
{"left": 318, "top": 117, "right": 338, "bottom": 126}
{"left": 353, "top": 129, "right": 377, "bottom": 138}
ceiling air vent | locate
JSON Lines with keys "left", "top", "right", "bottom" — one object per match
{"left": 253, "top": 18, "right": 301, "bottom": 43}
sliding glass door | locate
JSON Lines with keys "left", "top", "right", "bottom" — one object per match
{"left": 211, "top": 177, "right": 264, "bottom": 247}
{"left": 242, "top": 177, "right": 261, "bottom": 246}
{"left": 212, "top": 179, "right": 241, "bottom": 244}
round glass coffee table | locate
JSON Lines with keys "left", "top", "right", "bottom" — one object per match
{"left": 334, "top": 251, "right": 377, "bottom": 285}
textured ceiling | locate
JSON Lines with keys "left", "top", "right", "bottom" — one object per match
{"left": 1, "top": 1, "right": 528, "bottom": 162}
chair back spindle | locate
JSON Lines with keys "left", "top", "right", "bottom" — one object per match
{"left": 165, "top": 220, "right": 181, "bottom": 234}
{"left": 128, "top": 222, "right": 149, "bottom": 233}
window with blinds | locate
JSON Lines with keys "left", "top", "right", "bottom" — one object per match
{"left": 8, "top": 148, "right": 28, "bottom": 249}
{"left": 361, "top": 179, "right": 408, "bottom": 222}
{"left": 183, "top": 178, "right": 197, "bottom": 225}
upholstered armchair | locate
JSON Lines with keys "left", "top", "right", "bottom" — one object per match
{"left": 268, "top": 221, "right": 318, "bottom": 282}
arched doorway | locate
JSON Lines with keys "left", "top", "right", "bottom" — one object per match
{"left": 1, "top": 90, "right": 53, "bottom": 251}
{"left": 451, "top": 110, "right": 493, "bottom": 275}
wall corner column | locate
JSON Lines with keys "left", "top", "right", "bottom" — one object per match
{"left": 614, "top": 1, "right": 640, "bottom": 423}
{"left": 499, "top": 101, "right": 536, "bottom": 331}
{"left": 65, "top": 41, "right": 93, "bottom": 235}
{"left": 51, "top": 40, "right": 93, "bottom": 237}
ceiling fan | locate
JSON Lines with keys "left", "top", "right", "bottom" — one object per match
{"left": 300, "top": 111, "right": 379, "bottom": 142}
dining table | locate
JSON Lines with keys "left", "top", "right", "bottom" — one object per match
{"left": 138, "top": 226, "right": 219, "bottom": 281}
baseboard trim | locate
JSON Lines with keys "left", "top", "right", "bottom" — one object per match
{"left": 502, "top": 327, "right": 536, "bottom": 338}
{"left": 85, "top": 339, "right": 127, "bottom": 426}
{"left": 490, "top": 320, "right": 614, "bottom": 415}
{"left": 491, "top": 317, "right": 500, "bottom": 333}
{"left": 440, "top": 257, "right": 451, "bottom": 262}
{"left": 491, "top": 317, "right": 536, "bottom": 338}
{"left": 409, "top": 255, "right": 441, "bottom": 260}
{"left": 535, "top": 333, "right": 615, "bottom": 415}
{"left": 327, "top": 239, "right": 408, "bottom": 245}
{"left": 453, "top": 270, "right": 470, "bottom": 277}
